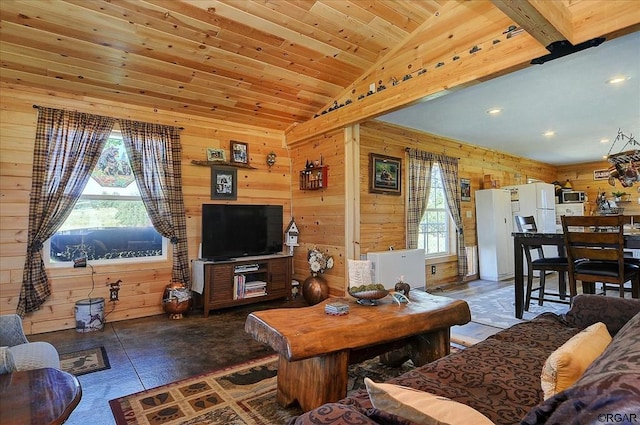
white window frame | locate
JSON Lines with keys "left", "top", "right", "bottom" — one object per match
{"left": 44, "top": 132, "right": 168, "bottom": 268}
{"left": 417, "top": 164, "right": 457, "bottom": 258}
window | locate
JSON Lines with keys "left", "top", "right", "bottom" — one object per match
{"left": 46, "top": 132, "right": 166, "bottom": 266}
{"left": 417, "top": 163, "right": 456, "bottom": 257}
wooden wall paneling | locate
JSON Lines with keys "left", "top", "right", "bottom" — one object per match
{"left": 556, "top": 160, "right": 640, "bottom": 216}
{"left": 289, "top": 130, "right": 346, "bottom": 296}
{"left": 359, "top": 120, "right": 557, "bottom": 288}
{"left": 0, "top": 82, "right": 290, "bottom": 333}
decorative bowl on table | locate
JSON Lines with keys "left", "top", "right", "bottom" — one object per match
{"left": 348, "top": 284, "right": 389, "bottom": 305}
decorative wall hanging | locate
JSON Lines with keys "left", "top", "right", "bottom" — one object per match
{"left": 211, "top": 167, "right": 237, "bottom": 200}
{"left": 369, "top": 153, "right": 401, "bottom": 195}
{"left": 230, "top": 140, "right": 249, "bottom": 165}
{"left": 461, "top": 178, "right": 471, "bottom": 201}
{"left": 206, "top": 148, "right": 226, "bottom": 162}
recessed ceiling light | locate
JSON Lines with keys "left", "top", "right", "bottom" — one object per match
{"left": 600, "top": 138, "right": 609, "bottom": 143}
{"left": 607, "top": 76, "right": 629, "bottom": 84}
{"left": 543, "top": 131, "right": 555, "bottom": 137}
{"left": 486, "top": 108, "right": 502, "bottom": 115}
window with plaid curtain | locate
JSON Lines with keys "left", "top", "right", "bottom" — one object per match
{"left": 407, "top": 149, "right": 467, "bottom": 279}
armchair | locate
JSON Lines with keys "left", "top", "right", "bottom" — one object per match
{"left": 0, "top": 314, "right": 60, "bottom": 374}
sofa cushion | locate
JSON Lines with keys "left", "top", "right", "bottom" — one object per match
{"left": 540, "top": 322, "right": 611, "bottom": 399}
{"left": 365, "top": 378, "right": 494, "bottom": 425}
{"left": 563, "top": 295, "right": 640, "bottom": 335}
{"left": 522, "top": 312, "right": 640, "bottom": 424}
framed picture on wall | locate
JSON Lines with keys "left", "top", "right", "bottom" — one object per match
{"left": 461, "top": 178, "right": 471, "bottom": 201}
{"left": 230, "top": 140, "right": 249, "bottom": 164}
{"left": 211, "top": 167, "right": 237, "bottom": 200}
{"left": 206, "top": 148, "right": 226, "bottom": 162}
{"left": 369, "top": 153, "right": 401, "bottom": 195}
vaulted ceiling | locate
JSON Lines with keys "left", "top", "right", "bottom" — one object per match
{"left": 1, "top": 1, "right": 638, "bottom": 147}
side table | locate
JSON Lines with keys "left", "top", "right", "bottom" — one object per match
{"left": 0, "top": 367, "right": 82, "bottom": 425}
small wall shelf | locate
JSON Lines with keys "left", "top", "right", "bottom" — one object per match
{"left": 299, "top": 165, "right": 328, "bottom": 190}
{"left": 191, "top": 160, "right": 257, "bottom": 170}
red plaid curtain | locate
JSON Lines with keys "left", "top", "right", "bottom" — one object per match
{"left": 19, "top": 107, "right": 114, "bottom": 316}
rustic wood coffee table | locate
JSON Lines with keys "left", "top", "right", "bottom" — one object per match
{"left": 245, "top": 291, "right": 470, "bottom": 411}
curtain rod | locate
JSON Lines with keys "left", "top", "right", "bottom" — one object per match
{"left": 404, "top": 147, "right": 460, "bottom": 159}
{"left": 32, "top": 105, "right": 184, "bottom": 130}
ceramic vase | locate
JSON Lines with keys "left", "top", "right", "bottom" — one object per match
{"left": 302, "top": 275, "right": 329, "bottom": 305}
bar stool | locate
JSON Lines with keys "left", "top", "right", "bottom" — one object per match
{"left": 515, "top": 216, "right": 574, "bottom": 310}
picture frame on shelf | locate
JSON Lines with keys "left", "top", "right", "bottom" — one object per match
{"left": 206, "top": 148, "right": 226, "bottom": 162}
{"left": 230, "top": 140, "right": 249, "bottom": 164}
{"left": 211, "top": 167, "right": 237, "bottom": 200}
{"left": 369, "top": 153, "right": 401, "bottom": 195}
{"left": 461, "top": 178, "right": 471, "bottom": 201}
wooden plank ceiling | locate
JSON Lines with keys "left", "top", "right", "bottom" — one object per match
{"left": 1, "top": 0, "right": 637, "bottom": 137}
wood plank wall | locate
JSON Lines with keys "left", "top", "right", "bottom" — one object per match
{"left": 288, "top": 129, "right": 346, "bottom": 296}
{"left": 2, "top": 81, "right": 576, "bottom": 333}
{"left": 557, "top": 161, "right": 640, "bottom": 216}
{"left": 359, "top": 121, "right": 558, "bottom": 288}
{"left": 0, "top": 82, "right": 291, "bottom": 334}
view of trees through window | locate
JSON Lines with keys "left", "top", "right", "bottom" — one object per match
{"left": 417, "top": 163, "right": 451, "bottom": 256}
{"left": 48, "top": 135, "right": 165, "bottom": 264}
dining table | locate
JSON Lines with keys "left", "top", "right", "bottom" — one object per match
{"left": 512, "top": 230, "right": 640, "bottom": 319}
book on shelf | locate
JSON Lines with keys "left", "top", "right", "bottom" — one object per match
{"left": 245, "top": 280, "right": 267, "bottom": 288}
{"left": 235, "top": 263, "right": 260, "bottom": 272}
{"left": 234, "top": 276, "right": 268, "bottom": 299}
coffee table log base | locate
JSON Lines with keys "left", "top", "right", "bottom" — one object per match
{"left": 245, "top": 291, "right": 470, "bottom": 412}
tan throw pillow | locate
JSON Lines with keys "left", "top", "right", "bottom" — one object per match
{"left": 365, "top": 378, "right": 495, "bottom": 425}
{"left": 541, "top": 321, "right": 612, "bottom": 399}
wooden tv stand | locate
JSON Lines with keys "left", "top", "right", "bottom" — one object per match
{"left": 202, "top": 255, "right": 292, "bottom": 317}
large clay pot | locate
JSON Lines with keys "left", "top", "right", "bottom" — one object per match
{"left": 302, "top": 275, "right": 329, "bottom": 305}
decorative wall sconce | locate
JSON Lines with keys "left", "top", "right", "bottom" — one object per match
{"left": 266, "top": 151, "right": 277, "bottom": 168}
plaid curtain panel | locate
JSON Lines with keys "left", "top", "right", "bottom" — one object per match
{"left": 407, "top": 149, "right": 467, "bottom": 279}
{"left": 436, "top": 154, "right": 467, "bottom": 278}
{"left": 120, "top": 120, "right": 191, "bottom": 288}
{"left": 19, "top": 107, "right": 115, "bottom": 316}
{"left": 407, "top": 149, "right": 434, "bottom": 249}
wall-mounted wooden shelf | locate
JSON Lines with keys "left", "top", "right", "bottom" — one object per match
{"left": 191, "top": 160, "right": 257, "bottom": 170}
{"left": 299, "top": 165, "right": 328, "bottom": 190}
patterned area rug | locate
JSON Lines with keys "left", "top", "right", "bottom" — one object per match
{"left": 60, "top": 346, "right": 111, "bottom": 376}
{"left": 109, "top": 348, "right": 465, "bottom": 425}
{"left": 459, "top": 285, "right": 571, "bottom": 329}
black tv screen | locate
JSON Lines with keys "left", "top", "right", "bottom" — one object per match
{"left": 201, "top": 204, "right": 283, "bottom": 260}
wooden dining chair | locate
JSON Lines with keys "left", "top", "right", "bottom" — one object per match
{"left": 514, "top": 216, "right": 573, "bottom": 310}
{"left": 561, "top": 215, "right": 640, "bottom": 299}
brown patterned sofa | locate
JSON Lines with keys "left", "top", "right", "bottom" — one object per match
{"left": 289, "top": 295, "right": 640, "bottom": 425}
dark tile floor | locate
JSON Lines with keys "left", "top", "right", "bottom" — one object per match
{"left": 28, "top": 281, "right": 511, "bottom": 424}
{"left": 29, "top": 297, "right": 306, "bottom": 425}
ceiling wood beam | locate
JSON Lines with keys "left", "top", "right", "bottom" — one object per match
{"left": 286, "top": 33, "right": 546, "bottom": 145}
{"left": 491, "top": 0, "right": 568, "bottom": 48}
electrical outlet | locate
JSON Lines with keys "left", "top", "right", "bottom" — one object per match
{"left": 108, "top": 279, "right": 122, "bottom": 302}
{"left": 431, "top": 265, "right": 436, "bottom": 274}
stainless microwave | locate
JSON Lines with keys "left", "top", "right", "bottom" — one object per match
{"left": 561, "top": 191, "right": 586, "bottom": 203}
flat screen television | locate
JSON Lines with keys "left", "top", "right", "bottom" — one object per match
{"left": 201, "top": 204, "right": 283, "bottom": 260}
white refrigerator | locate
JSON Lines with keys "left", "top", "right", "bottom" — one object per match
{"left": 505, "top": 182, "right": 557, "bottom": 233}
{"left": 504, "top": 182, "right": 557, "bottom": 275}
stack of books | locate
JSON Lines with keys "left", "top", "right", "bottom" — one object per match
{"left": 233, "top": 275, "right": 267, "bottom": 299}
{"left": 244, "top": 280, "right": 267, "bottom": 298}
{"left": 325, "top": 301, "right": 349, "bottom": 316}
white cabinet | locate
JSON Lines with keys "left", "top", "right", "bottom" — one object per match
{"left": 475, "top": 189, "right": 514, "bottom": 281}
